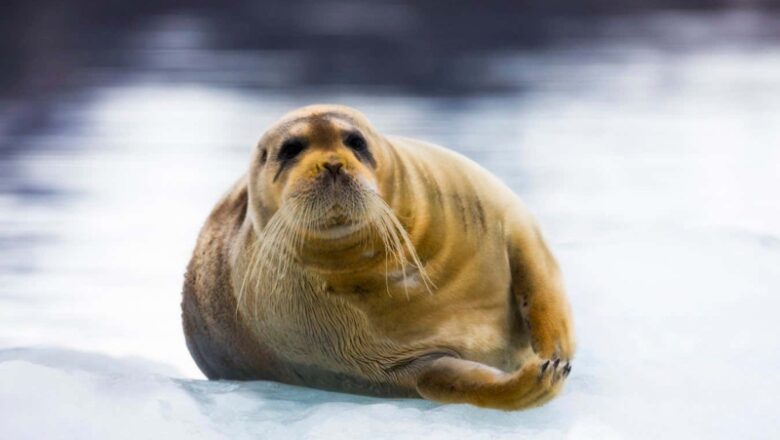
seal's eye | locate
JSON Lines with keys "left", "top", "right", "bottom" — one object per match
{"left": 277, "top": 139, "right": 306, "bottom": 161}
{"left": 344, "top": 133, "right": 367, "bottom": 152}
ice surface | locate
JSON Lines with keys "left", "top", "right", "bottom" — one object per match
{"left": 3, "top": 12, "right": 780, "bottom": 440}
{"left": 3, "top": 228, "right": 779, "bottom": 439}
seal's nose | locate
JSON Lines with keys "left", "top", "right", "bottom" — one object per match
{"left": 323, "top": 162, "right": 343, "bottom": 176}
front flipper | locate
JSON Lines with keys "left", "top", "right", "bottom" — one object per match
{"left": 507, "top": 213, "right": 575, "bottom": 381}
{"left": 414, "top": 355, "right": 570, "bottom": 410}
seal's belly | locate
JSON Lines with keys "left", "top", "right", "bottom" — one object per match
{"left": 246, "top": 244, "right": 522, "bottom": 386}
{"left": 329, "top": 238, "right": 524, "bottom": 371}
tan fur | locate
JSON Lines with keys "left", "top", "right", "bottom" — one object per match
{"left": 182, "top": 104, "right": 575, "bottom": 409}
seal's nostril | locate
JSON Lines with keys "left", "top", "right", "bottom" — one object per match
{"left": 323, "top": 162, "right": 343, "bottom": 176}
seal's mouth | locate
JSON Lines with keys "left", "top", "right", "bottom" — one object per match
{"left": 321, "top": 211, "right": 352, "bottom": 226}
{"left": 307, "top": 206, "right": 367, "bottom": 238}
{"left": 284, "top": 174, "right": 372, "bottom": 239}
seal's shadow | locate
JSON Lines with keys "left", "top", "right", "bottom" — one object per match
{"left": 177, "top": 377, "right": 578, "bottom": 432}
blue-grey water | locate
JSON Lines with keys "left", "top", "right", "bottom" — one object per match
{"left": 1, "top": 9, "right": 780, "bottom": 440}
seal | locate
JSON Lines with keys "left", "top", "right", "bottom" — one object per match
{"left": 181, "top": 104, "right": 575, "bottom": 410}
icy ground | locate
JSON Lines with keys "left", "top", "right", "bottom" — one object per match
{"left": 2, "top": 12, "right": 780, "bottom": 440}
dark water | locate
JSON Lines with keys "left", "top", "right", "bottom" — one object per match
{"left": 1, "top": 8, "right": 780, "bottom": 439}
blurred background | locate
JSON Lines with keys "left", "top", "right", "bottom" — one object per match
{"left": 2, "top": 1, "right": 780, "bottom": 438}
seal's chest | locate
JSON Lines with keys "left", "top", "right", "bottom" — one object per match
{"left": 310, "top": 263, "right": 432, "bottom": 299}
{"left": 255, "top": 283, "right": 382, "bottom": 366}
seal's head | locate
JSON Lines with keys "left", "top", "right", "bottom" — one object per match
{"left": 248, "top": 104, "right": 389, "bottom": 239}
{"left": 241, "top": 105, "right": 429, "bottom": 304}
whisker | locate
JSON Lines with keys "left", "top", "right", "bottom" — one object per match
{"left": 238, "top": 186, "right": 434, "bottom": 321}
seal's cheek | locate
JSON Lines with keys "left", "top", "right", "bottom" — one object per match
{"left": 279, "top": 165, "right": 313, "bottom": 198}
{"left": 353, "top": 165, "right": 379, "bottom": 193}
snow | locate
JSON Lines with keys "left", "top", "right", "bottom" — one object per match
{"left": 0, "top": 348, "right": 620, "bottom": 439}
{"left": 2, "top": 13, "right": 780, "bottom": 440}
{"left": 3, "top": 229, "right": 779, "bottom": 439}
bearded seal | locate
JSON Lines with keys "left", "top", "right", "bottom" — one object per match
{"left": 181, "top": 104, "right": 575, "bottom": 410}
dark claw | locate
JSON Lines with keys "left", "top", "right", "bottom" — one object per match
{"left": 541, "top": 360, "right": 550, "bottom": 374}
{"left": 553, "top": 358, "right": 561, "bottom": 369}
{"left": 563, "top": 364, "right": 572, "bottom": 377}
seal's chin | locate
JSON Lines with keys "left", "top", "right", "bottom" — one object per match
{"left": 311, "top": 219, "right": 368, "bottom": 239}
